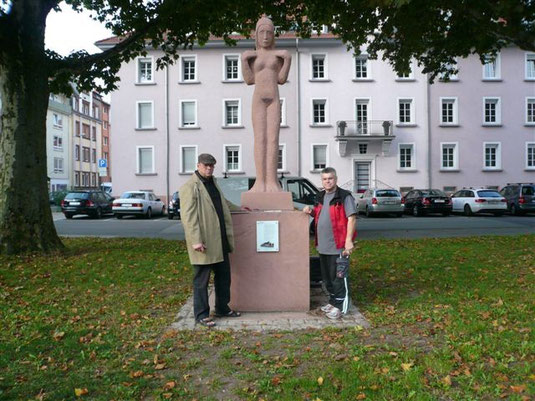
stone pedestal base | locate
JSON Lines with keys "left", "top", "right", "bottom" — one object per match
{"left": 241, "top": 191, "right": 293, "bottom": 211}
{"left": 229, "top": 210, "right": 309, "bottom": 312}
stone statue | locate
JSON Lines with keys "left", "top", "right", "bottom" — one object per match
{"left": 241, "top": 16, "right": 291, "bottom": 192}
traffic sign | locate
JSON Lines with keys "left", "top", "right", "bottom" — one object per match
{"left": 98, "top": 159, "right": 107, "bottom": 168}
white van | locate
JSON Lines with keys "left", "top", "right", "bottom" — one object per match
{"left": 217, "top": 176, "right": 319, "bottom": 210}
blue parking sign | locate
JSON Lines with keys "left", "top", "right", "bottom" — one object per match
{"left": 98, "top": 159, "right": 107, "bottom": 168}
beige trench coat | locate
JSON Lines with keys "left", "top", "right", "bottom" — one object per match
{"left": 179, "top": 173, "right": 239, "bottom": 265}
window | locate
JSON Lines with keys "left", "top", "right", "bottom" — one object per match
{"left": 180, "top": 100, "right": 197, "bottom": 127}
{"left": 278, "top": 144, "right": 286, "bottom": 171}
{"left": 82, "top": 101, "right": 90, "bottom": 115}
{"left": 398, "top": 98, "right": 414, "bottom": 125}
{"left": 53, "top": 135, "right": 63, "bottom": 150}
{"left": 396, "top": 62, "right": 414, "bottom": 80}
{"left": 482, "top": 54, "right": 500, "bottom": 80}
{"left": 280, "top": 98, "right": 287, "bottom": 126}
{"left": 93, "top": 106, "right": 99, "bottom": 119}
{"left": 137, "top": 146, "right": 154, "bottom": 174}
{"left": 180, "top": 146, "right": 197, "bottom": 173}
{"left": 440, "top": 97, "right": 458, "bottom": 125}
{"left": 136, "top": 101, "right": 154, "bottom": 129}
{"left": 91, "top": 149, "right": 96, "bottom": 163}
{"left": 439, "top": 61, "right": 459, "bottom": 81}
{"left": 82, "top": 123, "right": 90, "bottom": 138}
{"left": 75, "top": 145, "right": 80, "bottom": 161}
{"left": 82, "top": 172, "right": 90, "bottom": 187}
{"left": 91, "top": 173, "right": 96, "bottom": 187}
{"left": 484, "top": 143, "right": 501, "bottom": 169}
{"left": 312, "top": 144, "right": 327, "bottom": 170}
{"left": 53, "top": 113, "right": 63, "bottom": 128}
{"left": 75, "top": 121, "right": 80, "bottom": 136}
{"left": 355, "top": 98, "right": 369, "bottom": 134}
{"left": 103, "top": 152, "right": 108, "bottom": 162}
{"left": 92, "top": 126, "right": 96, "bottom": 141}
{"left": 103, "top": 136, "right": 108, "bottom": 146}
{"left": 527, "top": 98, "right": 535, "bottom": 124}
{"left": 526, "top": 143, "right": 535, "bottom": 169}
{"left": 311, "top": 54, "right": 326, "bottom": 79}
{"left": 223, "top": 99, "right": 241, "bottom": 126}
{"left": 398, "top": 144, "right": 414, "bottom": 169}
{"left": 75, "top": 171, "right": 80, "bottom": 187}
{"left": 359, "top": 144, "right": 367, "bottom": 154}
{"left": 441, "top": 143, "right": 458, "bottom": 170}
{"left": 483, "top": 97, "right": 501, "bottom": 125}
{"left": 82, "top": 146, "right": 90, "bottom": 162}
{"left": 103, "top": 121, "right": 108, "bottom": 129}
{"left": 526, "top": 53, "right": 535, "bottom": 80}
{"left": 312, "top": 99, "right": 327, "bottom": 125}
{"left": 53, "top": 157, "right": 64, "bottom": 173}
{"left": 354, "top": 55, "right": 369, "bottom": 79}
{"left": 224, "top": 145, "right": 241, "bottom": 172}
{"left": 181, "top": 56, "right": 197, "bottom": 82}
{"left": 137, "top": 57, "right": 154, "bottom": 83}
{"left": 224, "top": 55, "right": 240, "bottom": 81}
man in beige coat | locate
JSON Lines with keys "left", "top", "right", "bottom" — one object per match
{"left": 180, "top": 153, "right": 242, "bottom": 327}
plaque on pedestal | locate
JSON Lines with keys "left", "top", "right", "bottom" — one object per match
{"left": 256, "top": 221, "right": 279, "bottom": 252}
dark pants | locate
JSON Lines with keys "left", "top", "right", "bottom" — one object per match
{"left": 319, "top": 253, "right": 350, "bottom": 312}
{"left": 193, "top": 253, "right": 232, "bottom": 321}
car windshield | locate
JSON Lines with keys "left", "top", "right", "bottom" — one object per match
{"left": 522, "top": 186, "right": 534, "bottom": 196}
{"left": 477, "top": 190, "right": 501, "bottom": 197}
{"left": 121, "top": 192, "right": 145, "bottom": 199}
{"left": 65, "top": 192, "right": 89, "bottom": 200}
{"left": 421, "top": 190, "right": 446, "bottom": 196}
{"left": 376, "top": 190, "right": 400, "bottom": 197}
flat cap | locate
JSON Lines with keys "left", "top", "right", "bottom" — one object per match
{"left": 198, "top": 153, "right": 217, "bottom": 165}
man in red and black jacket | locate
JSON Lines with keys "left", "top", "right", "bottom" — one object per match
{"left": 304, "top": 167, "right": 357, "bottom": 319}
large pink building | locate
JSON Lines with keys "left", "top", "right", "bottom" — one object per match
{"left": 96, "top": 35, "right": 535, "bottom": 201}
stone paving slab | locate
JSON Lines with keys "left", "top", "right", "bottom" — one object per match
{"left": 170, "top": 286, "right": 370, "bottom": 332}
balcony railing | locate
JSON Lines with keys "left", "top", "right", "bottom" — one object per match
{"left": 336, "top": 120, "right": 393, "bottom": 137}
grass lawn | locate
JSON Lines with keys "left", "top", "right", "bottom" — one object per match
{"left": 0, "top": 235, "right": 534, "bottom": 400}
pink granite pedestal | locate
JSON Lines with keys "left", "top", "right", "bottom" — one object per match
{"left": 229, "top": 209, "right": 310, "bottom": 312}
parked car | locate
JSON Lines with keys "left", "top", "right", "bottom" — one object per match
{"left": 112, "top": 191, "right": 165, "bottom": 219}
{"left": 168, "top": 191, "right": 181, "bottom": 220}
{"left": 403, "top": 189, "right": 452, "bottom": 216}
{"left": 451, "top": 188, "right": 507, "bottom": 216}
{"left": 61, "top": 190, "right": 114, "bottom": 219}
{"left": 217, "top": 175, "right": 319, "bottom": 210}
{"left": 356, "top": 188, "right": 404, "bottom": 217}
{"left": 499, "top": 183, "right": 535, "bottom": 215}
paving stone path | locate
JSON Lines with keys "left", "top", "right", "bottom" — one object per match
{"left": 171, "top": 287, "right": 370, "bottom": 332}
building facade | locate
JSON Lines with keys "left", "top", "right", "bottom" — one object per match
{"left": 96, "top": 35, "right": 535, "bottom": 201}
{"left": 47, "top": 93, "right": 72, "bottom": 192}
{"left": 100, "top": 100, "right": 112, "bottom": 183}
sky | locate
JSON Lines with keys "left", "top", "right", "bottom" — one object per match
{"left": 45, "top": 4, "right": 112, "bottom": 57}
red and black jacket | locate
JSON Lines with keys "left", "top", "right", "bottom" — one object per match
{"left": 312, "top": 187, "right": 357, "bottom": 249}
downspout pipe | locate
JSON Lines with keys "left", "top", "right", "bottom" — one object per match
{"left": 426, "top": 73, "right": 432, "bottom": 189}
{"left": 296, "top": 37, "right": 301, "bottom": 176}
{"left": 165, "top": 65, "right": 170, "bottom": 205}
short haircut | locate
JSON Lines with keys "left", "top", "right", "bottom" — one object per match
{"left": 321, "top": 167, "right": 337, "bottom": 177}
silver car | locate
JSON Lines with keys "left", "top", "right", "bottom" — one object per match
{"left": 112, "top": 191, "right": 165, "bottom": 219}
{"left": 357, "top": 188, "right": 404, "bottom": 217}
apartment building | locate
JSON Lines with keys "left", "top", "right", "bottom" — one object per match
{"left": 100, "top": 100, "right": 112, "bottom": 183}
{"left": 71, "top": 90, "right": 103, "bottom": 189}
{"left": 96, "top": 35, "right": 535, "bottom": 200}
{"left": 47, "top": 93, "right": 72, "bottom": 192}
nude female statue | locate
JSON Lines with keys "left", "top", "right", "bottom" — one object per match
{"left": 241, "top": 16, "right": 292, "bottom": 192}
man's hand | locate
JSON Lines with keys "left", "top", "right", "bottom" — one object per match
{"left": 343, "top": 239, "right": 354, "bottom": 256}
{"left": 303, "top": 206, "right": 313, "bottom": 215}
{"left": 193, "top": 243, "right": 206, "bottom": 252}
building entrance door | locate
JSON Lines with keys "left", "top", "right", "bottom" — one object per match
{"left": 354, "top": 161, "right": 371, "bottom": 193}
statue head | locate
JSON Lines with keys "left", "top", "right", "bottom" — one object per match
{"left": 255, "top": 16, "right": 275, "bottom": 49}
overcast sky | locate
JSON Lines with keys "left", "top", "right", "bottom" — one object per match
{"left": 45, "top": 4, "right": 112, "bottom": 56}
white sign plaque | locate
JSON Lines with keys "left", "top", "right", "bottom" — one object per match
{"left": 256, "top": 221, "right": 279, "bottom": 252}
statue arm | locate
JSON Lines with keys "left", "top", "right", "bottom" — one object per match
{"left": 241, "top": 51, "right": 256, "bottom": 85}
{"left": 277, "top": 50, "right": 292, "bottom": 84}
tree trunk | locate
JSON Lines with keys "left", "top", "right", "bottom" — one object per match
{"left": 0, "top": 1, "right": 64, "bottom": 254}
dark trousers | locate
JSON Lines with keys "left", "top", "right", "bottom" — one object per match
{"left": 193, "top": 253, "right": 231, "bottom": 321}
{"left": 319, "top": 253, "right": 350, "bottom": 312}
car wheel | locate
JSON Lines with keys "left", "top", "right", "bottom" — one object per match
{"left": 94, "top": 207, "right": 102, "bottom": 219}
{"left": 115, "top": 214, "right": 123, "bottom": 219}
{"left": 145, "top": 207, "right": 152, "bottom": 219}
{"left": 464, "top": 204, "right": 473, "bottom": 216}
{"left": 365, "top": 206, "right": 372, "bottom": 218}
{"left": 64, "top": 213, "right": 73, "bottom": 219}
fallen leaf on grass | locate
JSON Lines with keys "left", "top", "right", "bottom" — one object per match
{"left": 271, "top": 376, "right": 281, "bottom": 386}
{"left": 53, "top": 331, "right": 65, "bottom": 341}
{"left": 74, "top": 388, "right": 88, "bottom": 397}
{"left": 164, "top": 381, "right": 176, "bottom": 390}
{"left": 441, "top": 375, "right": 452, "bottom": 386}
{"left": 401, "top": 362, "right": 413, "bottom": 371}
{"left": 130, "top": 371, "right": 144, "bottom": 378}
{"left": 162, "top": 393, "right": 172, "bottom": 399}
{"left": 356, "top": 393, "right": 366, "bottom": 399}
{"left": 317, "top": 377, "right": 324, "bottom": 385}
{"left": 155, "top": 363, "right": 166, "bottom": 370}
{"left": 510, "top": 385, "right": 526, "bottom": 393}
